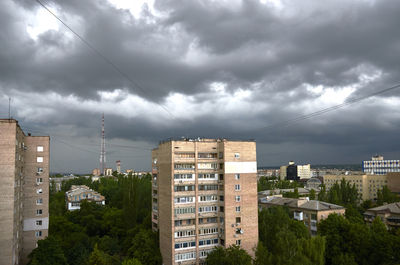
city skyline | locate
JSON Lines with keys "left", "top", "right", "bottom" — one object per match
{"left": 1, "top": 0, "right": 400, "bottom": 173}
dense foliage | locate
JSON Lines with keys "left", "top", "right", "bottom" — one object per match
{"left": 29, "top": 175, "right": 161, "bottom": 265}
{"left": 318, "top": 178, "right": 359, "bottom": 207}
{"left": 206, "top": 245, "right": 252, "bottom": 265}
{"left": 257, "top": 207, "right": 326, "bottom": 265}
{"left": 319, "top": 213, "right": 400, "bottom": 265}
{"left": 257, "top": 176, "right": 302, "bottom": 192}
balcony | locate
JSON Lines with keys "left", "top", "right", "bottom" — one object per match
{"left": 293, "top": 211, "right": 303, "bottom": 221}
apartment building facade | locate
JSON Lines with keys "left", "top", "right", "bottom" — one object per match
{"left": 323, "top": 174, "right": 388, "bottom": 201}
{"left": 259, "top": 196, "right": 345, "bottom": 235}
{"left": 151, "top": 138, "right": 258, "bottom": 265}
{"left": 0, "top": 119, "right": 49, "bottom": 265}
{"left": 363, "top": 155, "right": 400, "bottom": 175}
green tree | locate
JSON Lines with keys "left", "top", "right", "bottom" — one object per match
{"left": 122, "top": 258, "right": 143, "bottom": 265}
{"left": 309, "top": 189, "right": 316, "bottom": 200}
{"left": 376, "top": 186, "right": 400, "bottom": 206}
{"left": 254, "top": 242, "right": 273, "bottom": 265}
{"left": 127, "top": 228, "right": 162, "bottom": 265}
{"left": 28, "top": 236, "right": 68, "bottom": 265}
{"left": 206, "top": 245, "right": 252, "bottom": 265}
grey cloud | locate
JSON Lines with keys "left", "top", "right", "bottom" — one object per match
{"left": 1, "top": 0, "right": 400, "bottom": 172}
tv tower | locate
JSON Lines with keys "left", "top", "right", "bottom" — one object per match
{"left": 100, "top": 113, "right": 106, "bottom": 175}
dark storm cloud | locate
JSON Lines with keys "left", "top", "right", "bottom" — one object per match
{"left": 1, "top": 0, "right": 400, "bottom": 172}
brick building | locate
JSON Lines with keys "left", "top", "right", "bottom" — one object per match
{"left": 0, "top": 119, "right": 49, "bottom": 265}
{"left": 151, "top": 138, "right": 258, "bottom": 265}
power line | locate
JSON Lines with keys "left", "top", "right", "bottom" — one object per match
{"left": 258, "top": 83, "right": 400, "bottom": 131}
{"left": 35, "top": 0, "right": 176, "bottom": 120}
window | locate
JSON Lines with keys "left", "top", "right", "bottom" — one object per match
{"left": 174, "top": 197, "right": 195, "bottom": 204}
{"left": 198, "top": 163, "right": 218, "bottom": 169}
{"left": 35, "top": 231, "right": 42, "bottom": 237}
{"left": 236, "top": 217, "right": 241, "bottom": 223}
{"left": 199, "top": 249, "right": 213, "bottom": 258}
{"left": 174, "top": 163, "right": 195, "bottom": 170}
{"left": 198, "top": 195, "right": 218, "bottom": 202}
{"left": 36, "top": 189, "right": 43, "bottom": 194}
{"left": 174, "top": 207, "right": 195, "bottom": 215}
{"left": 37, "top": 146, "right": 44, "bottom": 152}
{"left": 236, "top": 240, "right": 241, "bottom": 246}
{"left": 236, "top": 206, "right": 241, "bottom": 212}
{"left": 219, "top": 174, "right": 224, "bottom": 181}
{"left": 198, "top": 173, "right": 218, "bottom": 180}
{"left": 37, "top": 167, "right": 43, "bottom": 173}
{"left": 198, "top": 185, "right": 218, "bottom": 191}
{"left": 220, "top": 206, "right": 224, "bottom": 212}
{"left": 36, "top": 209, "right": 43, "bottom": 215}
{"left": 235, "top": 184, "right": 241, "bottom": 191}
{"left": 235, "top": 174, "right": 240, "bottom": 180}
{"left": 219, "top": 163, "right": 224, "bottom": 169}
{"left": 174, "top": 185, "right": 195, "bottom": 192}
{"left": 174, "top": 174, "right": 194, "bottom": 181}
{"left": 218, "top": 152, "right": 223, "bottom": 159}
{"left": 198, "top": 227, "right": 218, "bottom": 235}
{"left": 175, "top": 252, "right": 196, "bottom": 262}
{"left": 235, "top": 196, "right": 241, "bottom": 202}
{"left": 174, "top": 230, "right": 195, "bottom": 238}
{"left": 36, "top": 198, "right": 43, "bottom": 205}
{"left": 198, "top": 153, "right": 217, "bottom": 159}
{"left": 219, "top": 195, "right": 224, "bottom": 201}
{"left": 174, "top": 241, "right": 196, "bottom": 249}
{"left": 36, "top": 157, "right": 43, "bottom": 163}
{"left": 198, "top": 206, "right": 218, "bottom": 213}
{"left": 36, "top": 220, "right": 42, "bottom": 226}
{"left": 198, "top": 238, "right": 219, "bottom": 247}
{"left": 175, "top": 153, "right": 195, "bottom": 159}
{"left": 234, "top": 153, "right": 240, "bottom": 158}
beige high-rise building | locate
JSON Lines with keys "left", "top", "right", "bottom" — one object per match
{"left": 324, "top": 174, "right": 388, "bottom": 201}
{"left": 151, "top": 138, "right": 258, "bottom": 265}
{"left": 0, "top": 119, "right": 49, "bottom": 265}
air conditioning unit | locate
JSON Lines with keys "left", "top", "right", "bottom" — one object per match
{"left": 236, "top": 223, "right": 240, "bottom": 226}
{"left": 234, "top": 234, "right": 238, "bottom": 238}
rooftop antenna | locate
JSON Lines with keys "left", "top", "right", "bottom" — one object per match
{"left": 8, "top": 97, "right": 11, "bottom": 119}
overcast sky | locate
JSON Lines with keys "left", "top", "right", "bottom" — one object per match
{"left": 1, "top": 0, "right": 400, "bottom": 173}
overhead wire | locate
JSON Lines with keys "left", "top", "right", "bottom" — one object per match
{"left": 257, "top": 83, "right": 400, "bottom": 131}
{"left": 35, "top": 0, "right": 176, "bottom": 120}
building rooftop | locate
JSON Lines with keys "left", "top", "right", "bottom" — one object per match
{"left": 260, "top": 196, "right": 344, "bottom": 211}
{"left": 365, "top": 202, "right": 400, "bottom": 215}
{"left": 157, "top": 137, "right": 256, "bottom": 145}
{"left": 65, "top": 185, "right": 105, "bottom": 202}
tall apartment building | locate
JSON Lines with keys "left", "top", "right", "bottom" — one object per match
{"left": 151, "top": 138, "right": 258, "bottom": 265}
{"left": 363, "top": 155, "right": 400, "bottom": 175}
{"left": 0, "top": 119, "right": 49, "bottom": 265}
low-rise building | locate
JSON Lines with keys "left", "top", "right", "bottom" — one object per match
{"left": 65, "top": 185, "right": 105, "bottom": 211}
{"left": 364, "top": 202, "right": 400, "bottom": 228}
{"left": 259, "top": 196, "right": 345, "bottom": 235}
{"left": 258, "top": 187, "right": 320, "bottom": 197}
{"left": 324, "top": 174, "right": 388, "bottom": 201}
